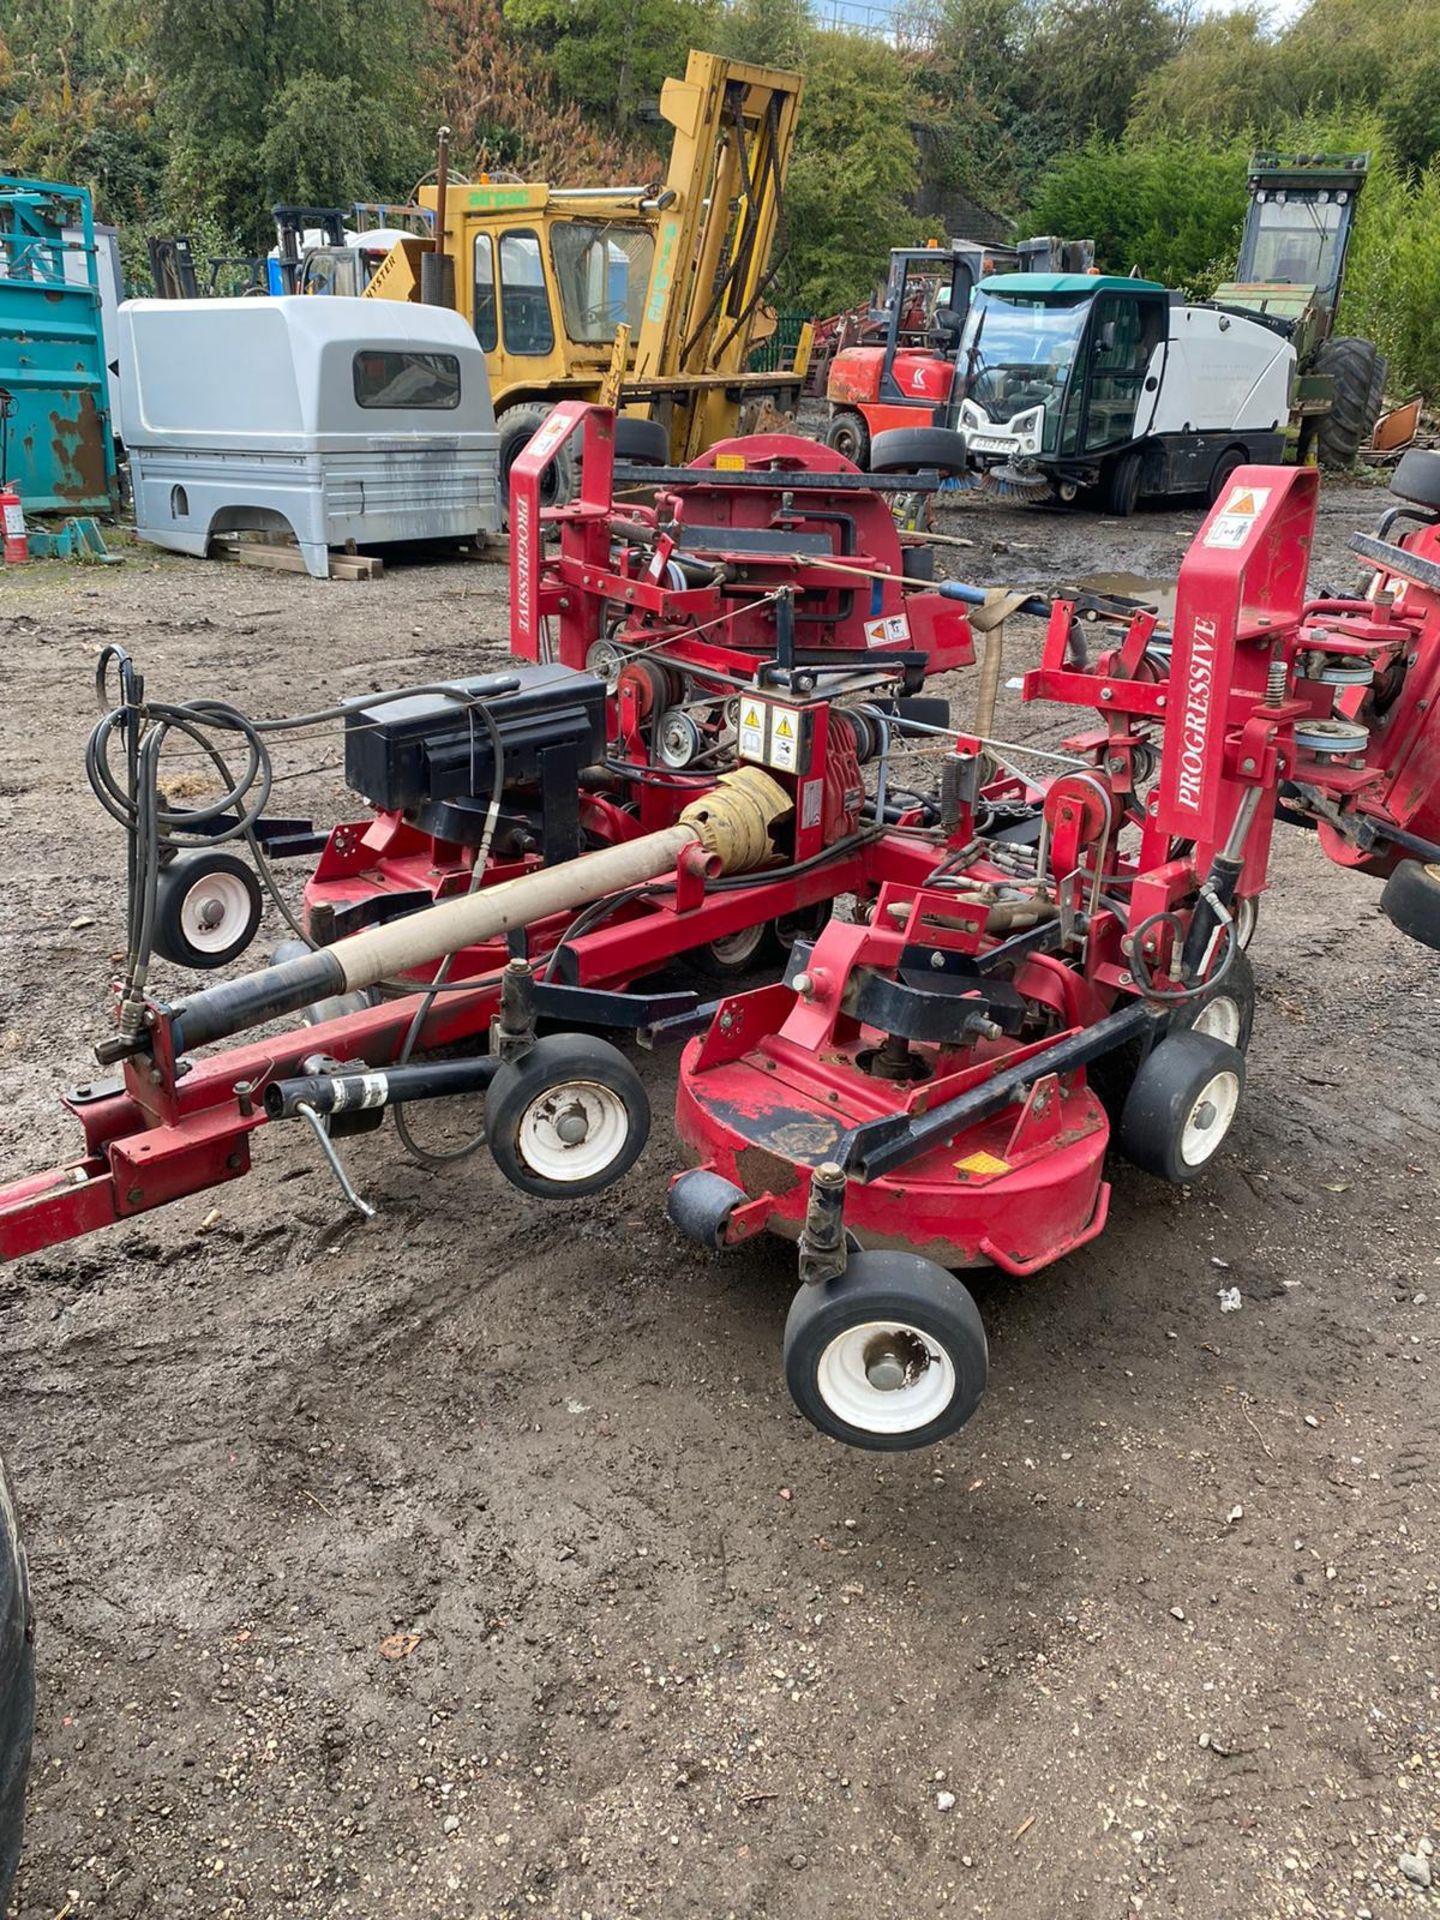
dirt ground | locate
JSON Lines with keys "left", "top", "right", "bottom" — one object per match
{"left": 0, "top": 473, "right": 1436, "bottom": 1920}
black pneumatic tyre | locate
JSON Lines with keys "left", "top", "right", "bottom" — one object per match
{"left": 869, "top": 426, "right": 969, "bottom": 476}
{"left": 486, "top": 1034, "right": 650, "bottom": 1198}
{"left": 1089, "top": 951, "right": 1256, "bottom": 1123}
{"left": 824, "top": 410, "right": 871, "bottom": 468}
{"left": 1101, "top": 448, "right": 1143, "bottom": 517}
{"left": 1380, "top": 859, "right": 1440, "bottom": 951}
{"left": 783, "top": 1251, "right": 988, "bottom": 1452}
{"left": 497, "top": 404, "right": 576, "bottom": 518}
{"left": 1207, "top": 446, "right": 1247, "bottom": 505}
{"left": 613, "top": 415, "right": 670, "bottom": 467}
{"left": 152, "top": 850, "right": 263, "bottom": 970}
{"left": 0, "top": 1456, "right": 33, "bottom": 1908}
{"left": 1116, "top": 1030, "right": 1246, "bottom": 1185}
{"left": 1389, "top": 448, "right": 1440, "bottom": 514}
{"left": 1314, "top": 336, "right": 1386, "bottom": 470}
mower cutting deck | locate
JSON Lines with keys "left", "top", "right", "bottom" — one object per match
{"left": 4, "top": 414, "right": 1440, "bottom": 1455}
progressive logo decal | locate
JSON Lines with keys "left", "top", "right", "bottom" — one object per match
{"left": 1175, "top": 616, "right": 1218, "bottom": 813}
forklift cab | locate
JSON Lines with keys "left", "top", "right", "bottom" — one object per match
{"left": 874, "top": 245, "right": 980, "bottom": 396}
{"left": 956, "top": 273, "right": 1168, "bottom": 464}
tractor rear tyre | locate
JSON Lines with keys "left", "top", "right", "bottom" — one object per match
{"left": 1389, "top": 448, "right": 1440, "bottom": 514}
{"left": 1314, "top": 337, "right": 1386, "bottom": 470}
{"left": 613, "top": 415, "right": 670, "bottom": 467}
{"left": 1380, "top": 859, "right": 1440, "bottom": 951}
{"left": 870, "top": 426, "right": 969, "bottom": 476}
{"left": 824, "top": 410, "right": 870, "bottom": 468}
{"left": 486, "top": 1034, "right": 649, "bottom": 1198}
{"left": 1116, "top": 1030, "right": 1246, "bottom": 1184}
{"left": 0, "top": 1456, "right": 33, "bottom": 1909}
{"left": 497, "top": 404, "right": 576, "bottom": 519}
{"left": 1101, "top": 449, "right": 1143, "bottom": 517}
{"left": 784, "top": 1251, "right": 988, "bottom": 1451}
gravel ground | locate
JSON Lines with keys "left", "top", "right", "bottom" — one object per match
{"left": 0, "top": 471, "right": 1436, "bottom": 1920}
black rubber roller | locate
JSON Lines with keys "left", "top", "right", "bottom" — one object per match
{"left": 667, "top": 1168, "right": 746, "bottom": 1249}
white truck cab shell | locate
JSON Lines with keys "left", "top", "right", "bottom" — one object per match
{"left": 119, "top": 296, "right": 501, "bottom": 576}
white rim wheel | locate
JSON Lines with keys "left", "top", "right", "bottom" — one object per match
{"left": 815, "top": 1320, "right": 958, "bottom": 1436}
{"left": 1179, "top": 1067, "right": 1241, "bottom": 1168}
{"left": 1234, "top": 895, "right": 1258, "bottom": 949}
{"left": 180, "top": 869, "right": 255, "bottom": 956}
{"left": 707, "top": 923, "right": 768, "bottom": 968}
{"left": 1192, "top": 993, "right": 1242, "bottom": 1048}
{"left": 515, "top": 1079, "right": 631, "bottom": 1185}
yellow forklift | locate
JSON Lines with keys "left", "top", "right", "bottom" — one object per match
{"left": 364, "top": 52, "right": 810, "bottom": 504}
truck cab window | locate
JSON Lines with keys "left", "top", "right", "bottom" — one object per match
{"left": 474, "top": 234, "right": 498, "bottom": 352}
{"left": 499, "top": 231, "right": 555, "bottom": 357}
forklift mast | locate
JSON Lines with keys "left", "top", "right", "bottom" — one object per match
{"left": 364, "top": 52, "right": 806, "bottom": 461}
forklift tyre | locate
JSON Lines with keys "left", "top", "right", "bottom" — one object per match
{"left": 486, "top": 1034, "right": 649, "bottom": 1198}
{"left": 1389, "top": 449, "right": 1440, "bottom": 515}
{"left": 784, "top": 1251, "right": 988, "bottom": 1451}
{"left": 0, "top": 1455, "right": 33, "bottom": 1910}
{"left": 1101, "top": 449, "right": 1143, "bottom": 518}
{"left": 612, "top": 416, "right": 670, "bottom": 467}
{"left": 1116, "top": 1030, "right": 1245, "bottom": 1184}
{"left": 1379, "top": 859, "right": 1440, "bottom": 951}
{"left": 824, "top": 410, "right": 871, "bottom": 468}
{"left": 497, "top": 405, "right": 576, "bottom": 516}
{"left": 870, "top": 427, "right": 969, "bottom": 477}
{"left": 667, "top": 1169, "right": 746, "bottom": 1250}
{"left": 152, "top": 850, "right": 263, "bottom": 970}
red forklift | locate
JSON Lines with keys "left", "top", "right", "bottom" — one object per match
{"left": 823, "top": 236, "right": 1094, "bottom": 473}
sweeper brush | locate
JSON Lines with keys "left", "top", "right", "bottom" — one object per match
{"left": 4, "top": 413, "right": 1440, "bottom": 1452}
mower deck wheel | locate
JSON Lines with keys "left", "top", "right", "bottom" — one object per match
{"left": 1379, "top": 859, "right": 1440, "bottom": 951}
{"left": 784, "top": 1251, "right": 988, "bottom": 1452}
{"left": 1090, "top": 950, "right": 1255, "bottom": 1121}
{"left": 153, "top": 850, "right": 262, "bottom": 970}
{"left": 1116, "top": 1030, "right": 1245, "bottom": 1184}
{"left": 486, "top": 1034, "right": 649, "bottom": 1198}
{"left": 0, "top": 1454, "right": 33, "bottom": 1908}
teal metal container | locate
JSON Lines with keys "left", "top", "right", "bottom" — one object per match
{"left": 0, "top": 175, "right": 118, "bottom": 513}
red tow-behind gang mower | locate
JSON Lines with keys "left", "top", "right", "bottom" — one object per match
{"left": 4, "top": 408, "right": 1440, "bottom": 1453}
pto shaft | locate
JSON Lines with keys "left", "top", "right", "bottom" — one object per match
{"left": 154, "top": 768, "right": 791, "bottom": 1058}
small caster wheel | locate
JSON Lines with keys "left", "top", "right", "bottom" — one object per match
{"left": 1180, "top": 949, "right": 1255, "bottom": 1053}
{"left": 1116, "top": 1029, "right": 1245, "bottom": 1184}
{"left": 152, "top": 851, "right": 262, "bottom": 969}
{"left": 1380, "top": 858, "right": 1440, "bottom": 951}
{"left": 697, "top": 920, "right": 779, "bottom": 979}
{"left": 1233, "top": 894, "right": 1259, "bottom": 951}
{"left": 667, "top": 1168, "right": 746, "bottom": 1249}
{"left": 486, "top": 1034, "right": 649, "bottom": 1198}
{"left": 783, "top": 1250, "right": 988, "bottom": 1451}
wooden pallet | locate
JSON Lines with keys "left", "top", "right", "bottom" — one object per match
{"left": 212, "top": 539, "right": 383, "bottom": 581}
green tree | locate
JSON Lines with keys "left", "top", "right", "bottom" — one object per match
{"left": 707, "top": 0, "right": 813, "bottom": 71}
{"left": 140, "top": 0, "right": 431, "bottom": 250}
{"left": 1031, "top": 0, "right": 1189, "bottom": 147}
{"left": 506, "top": 0, "right": 719, "bottom": 125}
{"left": 780, "top": 29, "right": 924, "bottom": 311}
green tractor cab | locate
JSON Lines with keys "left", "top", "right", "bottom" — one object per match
{"left": 1212, "top": 152, "right": 1384, "bottom": 467}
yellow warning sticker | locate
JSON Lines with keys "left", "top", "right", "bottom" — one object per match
{"left": 740, "top": 702, "right": 762, "bottom": 729}
{"left": 715, "top": 453, "right": 746, "bottom": 470}
{"left": 774, "top": 714, "right": 794, "bottom": 739}
{"left": 954, "top": 1150, "right": 1010, "bottom": 1177}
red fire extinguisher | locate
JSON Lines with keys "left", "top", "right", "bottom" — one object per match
{"left": 0, "top": 487, "right": 27, "bottom": 568}
{"left": 0, "top": 389, "right": 25, "bottom": 565}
